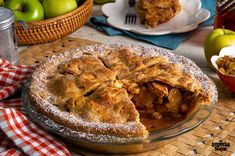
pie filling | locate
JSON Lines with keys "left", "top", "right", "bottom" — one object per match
{"left": 128, "top": 81, "right": 198, "bottom": 130}
{"left": 46, "top": 49, "right": 204, "bottom": 132}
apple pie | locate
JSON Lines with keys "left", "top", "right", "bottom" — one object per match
{"left": 136, "top": 0, "right": 181, "bottom": 28}
{"left": 29, "top": 45, "right": 214, "bottom": 139}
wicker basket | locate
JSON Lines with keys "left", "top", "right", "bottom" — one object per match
{"left": 15, "top": 0, "right": 93, "bottom": 45}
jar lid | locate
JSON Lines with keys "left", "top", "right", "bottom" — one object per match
{"left": 0, "top": 7, "right": 14, "bottom": 30}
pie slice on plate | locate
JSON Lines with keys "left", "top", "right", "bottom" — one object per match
{"left": 136, "top": 0, "right": 182, "bottom": 28}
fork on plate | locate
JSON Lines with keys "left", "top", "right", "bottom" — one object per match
{"left": 125, "top": 0, "right": 137, "bottom": 24}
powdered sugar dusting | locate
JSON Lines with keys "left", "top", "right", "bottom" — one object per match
{"left": 26, "top": 44, "right": 217, "bottom": 144}
{"left": 23, "top": 83, "right": 145, "bottom": 144}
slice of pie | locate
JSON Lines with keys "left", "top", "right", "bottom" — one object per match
{"left": 29, "top": 46, "right": 214, "bottom": 139}
{"left": 136, "top": 0, "right": 181, "bottom": 28}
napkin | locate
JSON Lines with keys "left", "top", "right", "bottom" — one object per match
{"left": 0, "top": 59, "right": 70, "bottom": 156}
{"left": 89, "top": 0, "right": 215, "bottom": 50}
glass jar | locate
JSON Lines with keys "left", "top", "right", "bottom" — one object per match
{"left": 214, "top": 0, "right": 235, "bottom": 31}
{"left": 0, "top": 7, "right": 18, "bottom": 64}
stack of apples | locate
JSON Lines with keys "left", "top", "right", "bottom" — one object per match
{"left": 0, "top": 0, "right": 81, "bottom": 22}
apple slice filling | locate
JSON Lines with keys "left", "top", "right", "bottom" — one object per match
{"left": 125, "top": 81, "right": 198, "bottom": 131}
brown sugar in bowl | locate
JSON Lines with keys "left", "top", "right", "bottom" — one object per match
{"left": 211, "top": 45, "right": 235, "bottom": 94}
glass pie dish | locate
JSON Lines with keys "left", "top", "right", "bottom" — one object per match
{"left": 22, "top": 44, "right": 218, "bottom": 154}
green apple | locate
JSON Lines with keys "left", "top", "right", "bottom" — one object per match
{"left": 204, "top": 28, "right": 235, "bottom": 67}
{"left": 5, "top": 0, "right": 44, "bottom": 22}
{"left": 0, "top": 0, "right": 4, "bottom": 6}
{"left": 42, "top": 0, "right": 77, "bottom": 19}
{"left": 94, "top": 0, "right": 112, "bottom": 4}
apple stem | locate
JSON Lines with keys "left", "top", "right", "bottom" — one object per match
{"left": 17, "top": 4, "right": 23, "bottom": 12}
{"left": 223, "top": 26, "right": 226, "bottom": 35}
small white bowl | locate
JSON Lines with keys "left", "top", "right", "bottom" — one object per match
{"left": 211, "top": 45, "right": 235, "bottom": 94}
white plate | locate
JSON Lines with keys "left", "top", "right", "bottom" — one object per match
{"left": 101, "top": 0, "right": 210, "bottom": 35}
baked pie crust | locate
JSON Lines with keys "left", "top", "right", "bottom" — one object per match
{"left": 29, "top": 45, "right": 214, "bottom": 139}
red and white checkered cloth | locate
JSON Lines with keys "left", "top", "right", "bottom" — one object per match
{"left": 0, "top": 59, "right": 71, "bottom": 156}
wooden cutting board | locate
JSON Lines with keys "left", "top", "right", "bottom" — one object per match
{"left": 19, "top": 37, "right": 235, "bottom": 156}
